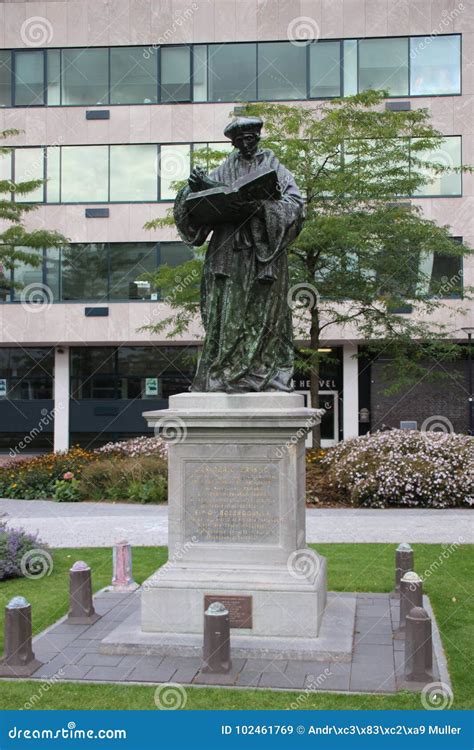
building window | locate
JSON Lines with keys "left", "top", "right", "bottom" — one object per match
{"left": 62, "top": 48, "right": 109, "bottom": 105}
{"left": 309, "top": 41, "right": 341, "bottom": 98}
{"left": 208, "top": 43, "right": 257, "bottom": 102}
{"left": 0, "top": 34, "right": 462, "bottom": 108}
{"left": 11, "top": 135, "right": 461, "bottom": 205}
{"left": 429, "top": 255, "right": 463, "bottom": 297}
{"left": 410, "top": 35, "right": 461, "bottom": 95}
{"left": 109, "top": 144, "right": 158, "bottom": 201}
{"left": 0, "top": 50, "right": 12, "bottom": 107}
{"left": 258, "top": 42, "right": 307, "bottom": 100}
{"left": 14, "top": 147, "right": 45, "bottom": 203}
{"left": 14, "top": 51, "right": 45, "bottom": 106}
{"left": 60, "top": 145, "right": 109, "bottom": 202}
{"left": 359, "top": 38, "right": 409, "bottom": 97}
{"left": 46, "top": 49, "right": 61, "bottom": 105}
{"left": 160, "top": 144, "right": 191, "bottom": 199}
{"left": 71, "top": 345, "right": 197, "bottom": 400}
{"left": 110, "top": 47, "right": 157, "bottom": 104}
{"left": 193, "top": 45, "right": 208, "bottom": 102}
{"left": 109, "top": 243, "right": 158, "bottom": 299}
{"left": 160, "top": 46, "right": 191, "bottom": 103}
{"left": 0, "top": 347, "right": 54, "bottom": 400}
{"left": 2, "top": 242, "right": 193, "bottom": 304}
{"left": 62, "top": 243, "right": 109, "bottom": 301}
{"left": 412, "top": 136, "right": 462, "bottom": 196}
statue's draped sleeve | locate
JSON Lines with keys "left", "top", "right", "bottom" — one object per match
{"left": 173, "top": 184, "right": 211, "bottom": 248}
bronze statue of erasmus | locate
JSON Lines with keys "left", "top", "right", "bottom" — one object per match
{"left": 174, "top": 116, "right": 304, "bottom": 393}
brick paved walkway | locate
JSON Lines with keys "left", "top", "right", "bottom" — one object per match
{"left": 24, "top": 590, "right": 448, "bottom": 695}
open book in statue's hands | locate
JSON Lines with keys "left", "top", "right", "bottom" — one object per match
{"left": 185, "top": 167, "right": 280, "bottom": 226}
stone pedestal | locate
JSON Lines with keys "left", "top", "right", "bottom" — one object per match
{"left": 138, "top": 392, "right": 327, "bottom": 655}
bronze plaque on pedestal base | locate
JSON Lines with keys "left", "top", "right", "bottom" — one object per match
{"left": 204, "top": 594, "right": 253, "bottom": 629}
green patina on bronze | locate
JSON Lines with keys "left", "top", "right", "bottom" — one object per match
{"left": 174, "top": 116, "right": 305, "bottom": 393}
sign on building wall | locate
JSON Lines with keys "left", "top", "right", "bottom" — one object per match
{"left": 145, "top": 378, "right": 160, "bottom": 397}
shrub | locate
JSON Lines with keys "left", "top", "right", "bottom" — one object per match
{"left": 322, "top": 429, "right": 473, "bottom": 508}
{"left": 53, "top": 475, "right": 81, "bottom": 502}
{"left": 0, "top": 447, "right": 97, "bottom": 500}
{"left": 95, "top": 436, "right": 167, "bottom": 459}
{"left": 0, "top": 522, "right": 50, "bottom": 580}
{"left": 78, "top": 455, "right": 167, "bottom": 503}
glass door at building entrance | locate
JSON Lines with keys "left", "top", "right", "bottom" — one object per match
{"left": 298, "top": 390, "right": 339, "bottom": 448}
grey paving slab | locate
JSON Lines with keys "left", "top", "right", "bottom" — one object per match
{"left": 33, "top": 633, "right": 80, "bottom": 650}
{"left": 84, "top": 664, "right": 135, "bottom": 681}
{"left": 350, "top": 669, "right": 396, "bottom": 693}
{"left": 352, "top": 644, "right": 395, "bottom": 661}
{"left": 127, "top": 661, "right": 177, "bottom": 683}
{"left": 57, "top": 665, "right": 92, "bottom": 680}
{"left": 235, "top": 670, "right": 261, "bottom": 687}
{"left": 46, "top": 623, "right": 91, "bottom": 636}
{"left": 244, "top": 658, "right": 288, "bottom": 672}
{"left": 354, "top": 630, "right": 394, "bottom": 646}
{"left": 70, "top": 639, "right": 102, "bottom": 651}
{"left": 258, "top": 671, "right": 305, "bottom": 689}
{"left": 193, "top": 670, "right": 239, "bottom": 686}
{"left": 304, "top": 672, "right": 350, "bottom": 691}
{"left": 173, "top": 665, "right": 202, "bottom": 684}
{"left": 77, "top": 653, "right": 125, "bottom": 667}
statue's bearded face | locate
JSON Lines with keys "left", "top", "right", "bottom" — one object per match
{"left": 233, "top": 132, "right": 260, "bottom": 159}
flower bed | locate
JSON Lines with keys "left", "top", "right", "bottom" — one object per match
{"left": 0, "top": 438, "right": 168, "bottom": 503}
{"left": 320, "top": 429, "right": 473, "bottom": 508}
{"left": 0, "top": 447, "right": 97, "bottom": 500}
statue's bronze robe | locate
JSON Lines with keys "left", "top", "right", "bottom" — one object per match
{"left": 174, "top": 148, "right": 304, "bottom": 392}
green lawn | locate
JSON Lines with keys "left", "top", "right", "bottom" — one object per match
{"left": 0, "top": 543, "right": 472, "bottom": 711}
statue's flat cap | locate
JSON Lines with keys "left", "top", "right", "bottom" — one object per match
{"left": 224, "top": 116, "right": 263, "bottom": 140}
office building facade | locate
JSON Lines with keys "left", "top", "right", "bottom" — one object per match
{"left": 0, "top": 0, "right": 472, "bottom": 452}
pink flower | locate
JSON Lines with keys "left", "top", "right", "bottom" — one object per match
{"left": 63, "top": 471, "right": 74, "bottom": 480}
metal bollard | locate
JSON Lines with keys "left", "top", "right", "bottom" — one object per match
{"left": 111, "top": 541, "right": 138, "bottom": 592}
{"left": 391, "top": 543, "right": 414, "bottom": 599}
{"left": 0, "top": 596, "right": 42, "bottom": 677}
{"left": 202, "top": 601, "right": 232, "bottom": 673}
{"left": 405, "top": 606, "right": 433, "bottom": 682}
{"left": 395, "top": 571, "right": 423, "bottom": 637}
{"left": 67, "top": 561, "right": 100, "bottom": 625}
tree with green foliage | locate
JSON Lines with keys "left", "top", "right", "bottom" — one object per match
{"left": 144, "top": 92, "right": 472, "bottom": 445}
{"left": 0, "top": 129, "right": 67, "bottom": 296}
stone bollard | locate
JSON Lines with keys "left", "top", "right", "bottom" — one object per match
{"left": 0, "top": 596, "right": 42, "bottom": 676}
{"left": 110, "top": 541, "right": 138, "bottom": 592}
{"left": 395, "top": 571, "right": 423, "bottom": 638}
{"left": 202, "top": 601, "right": 232, "bottom": 674}
{"left": 391, "top": 543, "right": 414, "bottom": 599}
{"left": 67, "top": 561, "right": 100, "bottom": 625}
{"left": 404, "top": 606, "right": 433, "bottom": 682}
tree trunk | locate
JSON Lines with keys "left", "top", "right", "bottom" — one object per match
{"left": 309, "top": 308, "right": 321, "bottom": 450}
